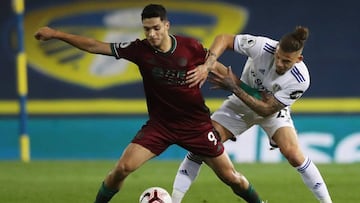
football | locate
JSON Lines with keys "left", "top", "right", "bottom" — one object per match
{"left": 139, "top": 187, "right": 172, "bottom": 203}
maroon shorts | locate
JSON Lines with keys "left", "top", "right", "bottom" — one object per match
{"left": 132, "top": 120, "right": 224, "bottom": 157}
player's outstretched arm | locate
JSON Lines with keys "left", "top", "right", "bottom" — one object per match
{"left": 34, "top": 26, "right": 112, "bottom": 56}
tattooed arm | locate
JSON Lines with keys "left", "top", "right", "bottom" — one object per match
{"left": 209, "top": 66, "right": 285, "bottom": 117}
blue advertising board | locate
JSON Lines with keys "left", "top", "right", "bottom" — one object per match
{"left": 1, "top": 115, "right": 359, "bottom": 163}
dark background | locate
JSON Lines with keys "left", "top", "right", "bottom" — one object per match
{"left": 1, "top": 0, "right": 359, "bottom": 100}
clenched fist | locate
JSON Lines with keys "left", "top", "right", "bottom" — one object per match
{"left": 34, "top": 26, "right": 57, "bottom": 41}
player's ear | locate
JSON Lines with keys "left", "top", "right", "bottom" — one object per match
{"left": 165, "top": 20, "right": 170, "bottom": 29}
{"left": 297, "top": 55, "right": 304, "bottom": 62}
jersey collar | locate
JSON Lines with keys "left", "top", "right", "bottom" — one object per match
{"left": 153, "top": 35, "right": 176, "bottom": 54}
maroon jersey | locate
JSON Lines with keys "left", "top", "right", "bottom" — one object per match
{"left": 111, "top": 35, "right": 211, "bottom": 132}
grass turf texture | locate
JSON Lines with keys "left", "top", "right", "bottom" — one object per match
{"left": 0, "top": 161, "right": 359, "bottom": 202}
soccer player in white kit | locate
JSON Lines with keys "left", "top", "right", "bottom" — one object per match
{"left": 172, "top": 26, "right": 333, "bottom": 203}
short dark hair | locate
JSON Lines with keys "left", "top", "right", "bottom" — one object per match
{"left": 141, "top": 4, "right": 167, "bottom": 21}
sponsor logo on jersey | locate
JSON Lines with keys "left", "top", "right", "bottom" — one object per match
{"left": 290, "top": 90, "right": 304, "bottom": 99}
{"left": 259, "top": 69, "right": 265, "bottom": 75}
{"left": 25, "top": 1, "right": 248, "bottom": 89}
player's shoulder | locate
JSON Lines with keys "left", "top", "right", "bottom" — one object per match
{"left": 130, "top": 38, "right": 155, "bottom": 50}
{"left": 174, "top": 35, "right": 204, "bottom": 53}
{"left": 113, "top": 38, "right": 146, "bottom": 48}
{"left": 257, "top": 35, "right": 278, "bottom": 55}
{"left": 236, "top": 34, "right": 278, "bottom": 48}
{"left": 234, "top": 34, "right": 278, "bottom": 58}
{"left": 174, "top": 35, "right": 201, "bottom": 45}
{"left": 289, "top": 61, "right": 310, "bottom": 84}
{"left": 174, "top": 34, "right": 195, "bottom": 41}
{"left": 293, "top": 61, "right": 309, "bottom": 76}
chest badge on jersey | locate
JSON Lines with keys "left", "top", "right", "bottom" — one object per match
{"left": 272, "top": 84, "right": 282, "bottom": 93}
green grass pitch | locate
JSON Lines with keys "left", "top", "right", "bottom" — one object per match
{"left": 0, "top": 160, "right": 359, "bottom": 202}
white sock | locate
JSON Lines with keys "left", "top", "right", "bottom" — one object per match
{"left": 171, "top": 189, "right": 185, "bottom": 203}
{"left": 296, "top": 157, "right": 332, "bottom": 203}
{"left": 172, "top": 154, "right": 202, "bottom": 203}
{"left": 319, "top": 196, "right": 333, "bottom": 203}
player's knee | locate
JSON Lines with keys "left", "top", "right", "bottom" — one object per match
{"left": 280, "top": 147, "right": 304, "bottom": 166}
{"left": 112, "top": 162, "right": 136, "bottom": 180}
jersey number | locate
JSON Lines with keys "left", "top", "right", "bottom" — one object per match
{"left": 276, "top": 109, "right": 288, "bottom": 118}
{"left": 208, "top": 131, "right": 218, "bottom": 146}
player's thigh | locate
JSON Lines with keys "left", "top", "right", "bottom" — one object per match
{"left": 260, "top": 107, "right": 295, "bottom": 146}
{"left": 272, "top": 127, "right": 305, "bottom": 166}
{"left": 272, "top": 127, "right": 298, "bottom": 148}
{"left": 211, "top": 120, "right": 234, "bottom": 141}
{"left": 116, "top": 143, "right": 156, "bottom": 172}
{"left": 132, "top": 123, "right": 172, "bottom": 155}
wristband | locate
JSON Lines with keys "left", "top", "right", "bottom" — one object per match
{"left": 240, "top": 82, "right": 262, "bottom": 100}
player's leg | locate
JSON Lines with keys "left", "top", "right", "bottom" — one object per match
{"left": 172, "top": 119, "right": 239, "bottom": 203}
{"left": 171, "top": 152, "right": 203, "bottom": 203}
{"left": 272, "top": 127, "right": 332, "bottom": 203}
{"left": 203, "top": 152, "right": 263, "bottom": 203}
{"left": 262, "top": 109, "right": 332, "bottom": 203}
{"left": 94, "top": 144, "right": 156, "bottom": 203}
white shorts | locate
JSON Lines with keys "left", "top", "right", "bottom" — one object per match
{"left": 211, "top": 98, "right": 294, "bottom": 147}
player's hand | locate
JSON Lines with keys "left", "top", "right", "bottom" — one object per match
{"left": 208, "top": 66, "right": 240, "bottom": 92}
{"left": 186, "top": 64, "right": 209, "bottom": 88}
{"left": 34, "top": 26, "right": 56, "bottom": 41}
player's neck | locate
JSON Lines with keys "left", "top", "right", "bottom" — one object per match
{"left": 156, "top": 35, "right": 172, "bottom": 53}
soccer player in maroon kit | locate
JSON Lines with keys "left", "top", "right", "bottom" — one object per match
{"left": 34, "top": 4, "right": 266, "bottom": 203}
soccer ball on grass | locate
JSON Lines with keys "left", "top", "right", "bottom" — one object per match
{"left": 139, "top": 187, "right": 172, "bottom": 203}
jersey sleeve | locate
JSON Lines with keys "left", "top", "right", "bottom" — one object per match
{"left": 110, "top": 39, "right": 141, "bottom": 62}
{"left": 274, "top": 84, "right": 308, "bottom": 106}
{"left": 274, "top": 66, "right": 310, "bottom": 106}
{"left": 190, "top": 38, "right": 207, "bottom": 65}
{"left": 233, "top": 34, "right": 265, "bottom": 58}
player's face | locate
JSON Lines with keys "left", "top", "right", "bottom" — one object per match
{"left": 274, "top": 47, "right": 303, "bottom": 75}
{"left": 142, "top": 17, "right": 169, "bottom": 49}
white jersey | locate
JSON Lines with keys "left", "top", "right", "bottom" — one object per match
{"left": 212, "top": 34, "right": 310, "bottom": 142}
{"left": 231, "top": 34, "right": 310, "bottom": 107}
